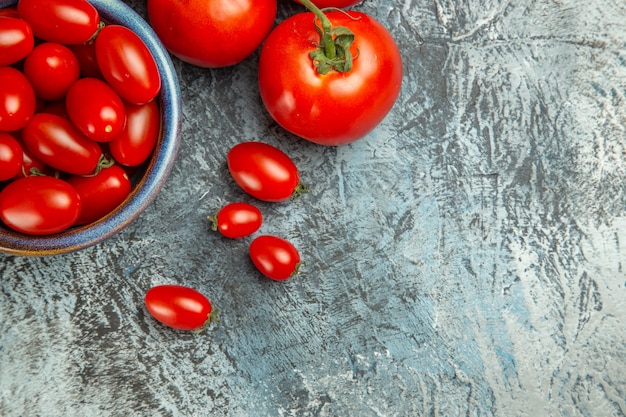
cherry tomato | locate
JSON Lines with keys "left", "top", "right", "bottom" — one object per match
{"left": 0, "top": 175, "right": 81, "bottom": 235}
{"left": 0, "top": 66, "right": 36, "bottom": 132}
{"left": 14, "top": 142, "right": 48, "bottom": 178}
{"left": 17, "top": 0, "right": 100, "bottom": 44}
{"left": 147, "top": 0, "right": 276, "bottom": 68}
{"left": 144, "top": 285, "right": 215, "bottom": 331}
{"left": 0, "top": 16, "right": 34, "bottom": 66}
{"left": 95, "top": 25, "right": 161, "bottom": 105}
{"left": 108, "top": 100, "right": 159, "bottom": 166}
{"left": 66, "top": 164, "right": 131, "bottom": 225}
{"left": 40, "top": 100, "right": 69, "bottom": 119}
{"left": 21, "top": 112, "right": 102, "bottom": 175}
{"left": 208, "top": 202, "right": 262, "bottom": 239}
{"left": 249, "top": 235, "right": 301, "bottom": 281}
{"left": 68, "top": 42, "right": 102, "bottom": 78}
{"left": 0, "top": 7, "right": 19, "bottom": 18}
{"left": 227, "top": 141, "right": 305, "bottom": 202}
{"left": 293, "top": 0, "right": 361, "bottom": 7}
{"left": 258, "top": 11, "right": 402, "bottom": 145}
{"left": 66, "top": 77, "right": 127, "bottom": 142}
{"left": 0, "top": 132, "right": 23, "bottom": 181}
{"left": 22, "top": 42, "right": 81, "bottom": 101}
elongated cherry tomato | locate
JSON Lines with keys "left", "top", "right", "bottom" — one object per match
{"left": 0, "top": 16, "right": 34, "bottom": 66}
{"left": 227, "top": 141, "right": 305, "bottom": 202}
{"left": 145, "top": 285, "right": 215, "bottom": 331}
{"left": 108, "top": 100, "right": 159, "bottom": 166}
{"left": 67, "top": 164, "right": 131, "bottom": 225}
{"left": 0, "top": 175, "right": 81, "bottom": 235}
{"left": 208, "top": 202, "right": 262, "bottom": 239}
{"left": 0, "top": 66, "right": 36, "bottom": 132}
{"left": 249, "top": 235, "right": 301, "bottom": 281}
{"left": 22, "top": 113, "right": 102, "bottom": 175}
{"left": 17, "top": 0, "right": 100, "bottom": 44}
{"left": 23, "top": 42, "right": 81, "bottom": 101}
{"left": 14, "top": 142, "right": 48, "bottom": 178}
{"left": 66, "top": 77, "right": 127, "bottom": 142}
{"left": 0, "top": 132, "right": 23, "bottom": 181}
{"left": 95, "top": 25, "right": 161, "bottom": 105}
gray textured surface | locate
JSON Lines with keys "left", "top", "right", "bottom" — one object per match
{"left": 2, "top": 0, "right": 626, "bottom": 416}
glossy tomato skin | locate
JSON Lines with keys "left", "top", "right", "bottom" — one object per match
{"left": 68, "top": 42, "right": 102, "bottom": 78}
{"left": 293, "top": 0, "right": 361, "bottom": 7}
{"left": 0, "top": 16, "right": 34, "bottom": 66}
{"left": 108, "top": 100, "right": 159, "bottom": 166}
{"left": 23, "top": 42, "right": 81, "bottom": 101}
{"left": 0, "top": 132, "right": 23, "bottom": 181}
{"left": 22, "top": 113, "right": 102, "bottom": 175}
{"left": 0, "top": 175, "right": 81, "bottom": 235}
{"left": 17, "top": 0, "right": 100, "bottom": 44}
{"left": 0, "top": 66, "right": 36, "bottom": 132}
{"left": 249, "top": 235, "right": 301, "bottom": 281}
{"left": 66, "top": 77, "right": 127, "bottom": 142}
{"left": 145, "top": 285, "right": 214, "bottom": 331}
{"left": 209, "top": 202, "right": 262, "bottom": 239}
{"left": 258, "top": 11, "right": 402, "bottom": 146}
{"left": 67, "top": 165, "right": 131, "bottom": 225}
{"left": 95, "top": 25, "right": 161, "bottom": 105}
{"left": 227, "top": 141, "right": 302, "bottom": 202}
{"left": 147, "top": 0, "right": 276, "bottom": 68}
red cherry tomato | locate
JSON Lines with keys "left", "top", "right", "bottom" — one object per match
{"left": 258, "top": 11, "right": 402, "bottom": 145}
{"left": 68, "top": 42, "right": 102, "bottom": 78}
{"left": 0, "top": 66, "right": 36, "bottom": 132}
{"left": 65, "top": 77, "right": 127, "bottom": 142}
{"left": 144, "top": 285, "right": 215, "bottom": 331}
{"left": 95, "top": 25, "right": 161, "bottom": 105}
{"left": 108, "top": 100, "right": 159, "bottom": 166}
{"left": 17, "top": 0, "right": 100, "bottom": 44}
{"left": 0, "top": 132, "right": 23, "bottom": 181}
{"left": 208, "top": 202, "right": 262, "bottom": 239}
{"left": 147, "top": 0, "right": 276, "bottom": 68}
{"left": 0, "top": 175, "right": 81, "bottom": 235}
{"left": 249, "top": 235, "right": 301, "bottom": 281}
{"left": 227, "top": 141, "right": 305, "bottom": 202}
{"left": 66, "top": 164, "right": 131, "bottom": 225}
{"left": 22, "top": 42, "right": 81, "bottom": 101}
{"left": 21, "top": 112, "right": 102, "bottom": 175}
{"left": 0, "top": 7, "right": 19, "bottom": 18}
{"left": 293, "top": 0, "right": 361, "bottom": 7}
{"left": 14, "top": 142, "right": 48, "bottom": 178}
{"left": 0, "top": 16, "right": 34, "bottom": 66}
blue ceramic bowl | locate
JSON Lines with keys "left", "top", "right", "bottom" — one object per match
{"left": 0, "top": 0, "right": 182, "bottom": 256}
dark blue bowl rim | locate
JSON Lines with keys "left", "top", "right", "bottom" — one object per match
{"left": 0, "top": 0, "right": 182, "bottom": 256}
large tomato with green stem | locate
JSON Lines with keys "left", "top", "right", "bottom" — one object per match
{"left": 258, "top": 0, "right": 402, "bottom": 146}
{"left": 147, "top": 0, "right": 277, "bottom": 68}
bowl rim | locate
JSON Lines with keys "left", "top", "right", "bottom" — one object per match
{"left": 0, "top": 0, "right": 182, "bottom": 256}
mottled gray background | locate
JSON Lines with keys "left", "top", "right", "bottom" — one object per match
{"left": 2, "top": 0, "right": 626, "bottom": 416}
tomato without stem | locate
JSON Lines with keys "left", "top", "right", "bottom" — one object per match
{"left": 258, "top": 10, "right": 402, "bottom": 145}
{"left": 0, "top": 132, "right": 23, "bottom": 181}
{"left": 145, "top": 285, "right": 215, "bottom": 331}
{"left": 68, "top": 42, "right": 102, "bottom": 78}
{"left": 0, "top": 16, "right": 34, "bottom": 66}
{"left": 23, "top": 42, "right": 81, "bottom": 101}
{"left": 227, "top": 141, "right": 305, "bottom": 202}
{"left": 147, "top": 0, "right": 277, "bottom": 68}
{"left": 208, "top": 202, "right": 262, "bottom": 239}
{"left": 0, "top": 66, "right": 36, "bottom": 132}
{"left": 0, "top": 175, "right": 81, "bottom": 235}
{"left": 108, "top": 100, "right": 159, "bottom": 166}
{"left": 249, "top": 235, "right": 301, "bottom": 281}
{"left": 95, "top": 25, "right": 161, "bottom": 105}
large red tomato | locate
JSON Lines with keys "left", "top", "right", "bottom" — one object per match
{"left": 258, "top": 11, "right": 402, "bottom": 145}
{"left": 147, "top": 0, "right": 277, "bottom": 68}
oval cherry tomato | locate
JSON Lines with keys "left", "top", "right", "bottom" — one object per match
{"left": 22, "top": 113, "right": 102, "bottom": 175}
{"left": 208, "top": 202, "right": 262, "bottom": 239}
{"left": 66, "top": 164, "right": 131, "bottom": 225}
{"left": 144, "top": 285, "right": 215, "bottom": 331}
{"left": 249, "top": 235, "right": 301, "bottom": 281}
{"left": 14, "top": 141, "right": 48, "bottom": 178}
{"left": 258, "top": 11, "right": 402, "bottom": 145}
{"left": 0, "top": 7, "right": 19, "bottom": 18}
{"left": 66, "top": 77, "right": 127, "bottom": 142}
{"left": 0, "top": 175, "right": 81, "bottom": 235}
{"left": 227, "top": 141, "right": 305, "bottom": 202}
{"left": 0, "top": 132, "right": 23, "bottom": 181}
{"left": 0, "top": 66, "right": 36, "bottom": 132}
{"left": 22, "top": 42, "right": 81, "bottom": 101}
{"left": 147, "top": 0, "right": 276, "bottom": 68}
{"left": 68, "top": 42, "right": 102, "bottom": 78}
{"left": 95, "top": 25, "right": 161, "bottom": 105}
{"left": 108, "top": 100, "right": 159, "bottom": 166}
{"left": 0, "top": 16, "right": 34, "bottom": 66}
{"left": 293, "top": 0, "right": 361, "bottom": 7}
{"left": 17, "top": 0, "right": 100, "bottom": 44}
